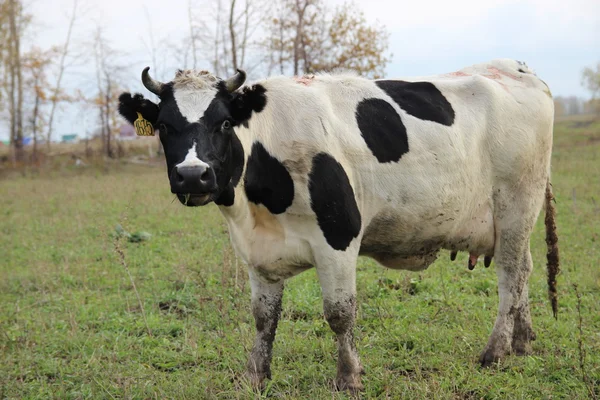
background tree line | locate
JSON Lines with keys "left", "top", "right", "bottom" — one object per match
{"left": 0, "top": 0, "right": 598, "bottom": 164}
{"left": 0, "top": 0, "right": 390, "bottom": 163}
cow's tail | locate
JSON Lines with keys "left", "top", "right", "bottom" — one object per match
{"left": 544, "top": 180, "right": 560, "bottom": 319}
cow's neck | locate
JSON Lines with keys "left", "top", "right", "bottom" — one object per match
{"left": 217, "top": 119, "right": 263, "bottom": 232}
{"left": 217, "top": 80, "right": 302, "bottom": 237}
{"left": 217, "top": 186, "right": 252, "bottom": 224}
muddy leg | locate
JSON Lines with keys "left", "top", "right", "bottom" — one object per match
{"left": 315, "top": 250, "right": 363, "bottom": 392}
{"left": 480, "top": 231, "right": 532, "bottom": 367}
{"left": 245, "top": 269, "right": 284, "bottom": 389}
{"left": 512, "top": 251, "right": 536, "bottom": 355}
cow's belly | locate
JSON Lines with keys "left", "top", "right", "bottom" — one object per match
{"left": 360, "top": 202, "right": 495, "bottom": 271}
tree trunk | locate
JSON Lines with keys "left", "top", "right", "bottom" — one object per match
{"left": 188, "top": 0, "right": 197, "bottom": 69}
{"left": 239, "top": 0, "right": 250, "bottom": 68}
{"left": 15, "top": 16, "right": 23, "bottom": 163}
{"left": 278, "top": 7, "right": 285, "bottom": 74}
{"left": 213, "top": 0, "right": 222, "bottom": 74}
{"left": 31, "top": 87, "right": 40, "bottom": 163}
{"left": 8, "top": 25, "right": 17, "bottom": 165}
{"left": 293, "top": 0, "right": 308, "bottom": 75}
{"left": 99, "top": 107, "right": 106, "bottom": 155}
{"left": 105, "top": 79, "right": 113, "bottom": 158}
{"left": 7, "top": 0, "right": 24, "bottom": 163}
{"left": 46, "top": 0, "right": 77, "bottom": 151}
{"left": 229, "top": 0, "right": 238, "bottom": 72}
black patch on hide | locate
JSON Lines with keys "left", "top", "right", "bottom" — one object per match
{"left": 309, "top": 153, "right": 361, "bottom": 251}
{"left": 376, "top": 80, "right": 455, "bottom": 126}
{"left": 244, "top": 141, "right": 294, "bottom": 214}
{"left": 355, "top": 98, "right": 409, "bottom": 163}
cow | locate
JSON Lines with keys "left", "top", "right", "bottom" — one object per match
{"left": 118, "top": 59, "right": 559, "bottom": 392}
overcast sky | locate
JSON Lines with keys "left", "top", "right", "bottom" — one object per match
{"left": 11, "top": 0, "right": 600, "bottom": 139}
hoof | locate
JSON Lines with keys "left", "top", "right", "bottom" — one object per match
{"left": 244, "top": 371, "right": 268, "bottom": 391}
{"left": 512, "top": 341, "right": 533, "bottom": 356}
{"left": 479, "top": 348, "right": 504, "bottom": 368}
{"left": 512, "top": 328, "right": 536, "bottom": 355}
{"left": 335, "top": 376, "right": 364, "bottom": 394}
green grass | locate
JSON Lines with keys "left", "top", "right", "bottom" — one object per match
{"left": 1, "top": 119, "right": 599, "bottom": 399}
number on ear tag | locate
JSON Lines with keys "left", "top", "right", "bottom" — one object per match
{"left": 134, "top": 112, "right": 155, "bottom": 136}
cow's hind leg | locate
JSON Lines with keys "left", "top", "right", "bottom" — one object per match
{"left": 315, "top": 249, "right": 363, "bottom": 392}
{"left": 511, "top": 250, "right": 536, "bottom": 355}
{"left": 245, "top": 269, "right": 284, "bottom": 389}
{"left": 480, "top": 232, "right": 533, "bottom": 366}
{"left": 480, "top": 185, "right": 544, "bottom": 367}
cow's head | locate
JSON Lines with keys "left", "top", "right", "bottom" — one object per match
{"left": 118, "top": 68, "right": 266, "bottom": 207}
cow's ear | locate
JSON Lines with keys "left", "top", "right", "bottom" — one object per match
{"left": 118, "top": 92, "right": 159, "bottom": 126}
{"left": 229, "top": 84, "right": 267, "bottom": 125}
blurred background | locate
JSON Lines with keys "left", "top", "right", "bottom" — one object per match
{"left": 1, "top": 1, "right": 599, "bottom": 398}
{"left": 0, "top": 0, "right": 598, "bottom": 163}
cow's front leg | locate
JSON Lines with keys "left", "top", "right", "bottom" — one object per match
{"left": 245, "top": 269, "right": 284, "bottom": 389}
{"left": 315, "top": 251, "right": 363, "bottom": 392}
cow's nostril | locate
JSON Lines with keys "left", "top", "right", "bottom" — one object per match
{"left": 200, "top": 169, "right": 210, "bottom": 182}
{"left": 175, "top": 169, "right": 185, "bottom": 182}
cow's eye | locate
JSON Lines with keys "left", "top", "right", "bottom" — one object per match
{"left": 159, "top": 123, "right": 167, "bottom": 135}
{"left": 221, "top": 120, "right": 231, "bottom": 131}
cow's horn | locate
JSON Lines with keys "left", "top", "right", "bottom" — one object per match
{"left": 224, "top": 69, "right": 246, "bottom": 92}
{"left": 141, "top": 67, "right": 165, "bottom": 96}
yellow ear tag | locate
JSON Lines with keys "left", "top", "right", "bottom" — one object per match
{"left": 134, "top": 112, "right": 155, "bottom": 136}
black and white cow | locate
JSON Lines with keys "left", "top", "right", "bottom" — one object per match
{"left": 118, "top": 59, "right": 559, "bottom": 392}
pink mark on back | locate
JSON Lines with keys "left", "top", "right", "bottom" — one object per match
{"left": 483, "top": 66, "right": 519, "bottom": 81}
{"left": 448, "top": 71, "right": 470, "bottom": 77}
{"left": 294, "top": 75, "right": 315, "bottom": 86}
{"left": 481, "top": 66, "right": 522, "bottom": 92}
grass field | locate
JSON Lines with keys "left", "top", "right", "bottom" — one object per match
{"left": 1, "top": 118, "right": 599, "bottom": 399}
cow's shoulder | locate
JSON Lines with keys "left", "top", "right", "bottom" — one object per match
{"left": 244, "top": 141, "right": 295, "bottom": 215}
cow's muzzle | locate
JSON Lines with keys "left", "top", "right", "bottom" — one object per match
{"left": 170, "top": 165, "right": 217, "bottom": 206}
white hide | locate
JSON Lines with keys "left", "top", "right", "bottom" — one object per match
{"left": 173, "top": 87, "right": 217, "bottom": 123}
{"left": 175, "top": 142, "right": 210, "bottom": 169}
{"left": 218, "top": 59, "right": 554, "bottom": 280}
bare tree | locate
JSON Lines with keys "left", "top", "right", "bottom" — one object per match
{"left": 188, "top": 0, "right": 198, "bottom": 69}
{"left": 266, "top": 0, "right": 293, "bottom": 75}
{"left": 23, "top": 47, "right": 54, "bottom": 162}
{"left": 45, "top": 0, "right": 78, "bottom": 150}
{"left": 265, "top": 0, "right": 324, "bottom": 75}
{"left": 141, "top": 7, "right": 165, "bottom": 156}
{"left": 0, "top": 0, "right": 31, "bottom": 163}
{"left": 229, "top": 0, "right": 238, "bottom": 70}
{"left": 213, "top": 0, "right": 223, "bottom": 74}
{"left": 185, "top": 0, "right": 266, "bottom": 76}
{"left": 92, "top": 27, "right": 123, "bottom": 158}
{"left": 313, "top": 3, "right": 390, "bottom": 78}
{"left": 292, "top": 0, "right": 311, "bottom": 75}
{"left": 266, "top": 0, "right": 390, "bottom": 78}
